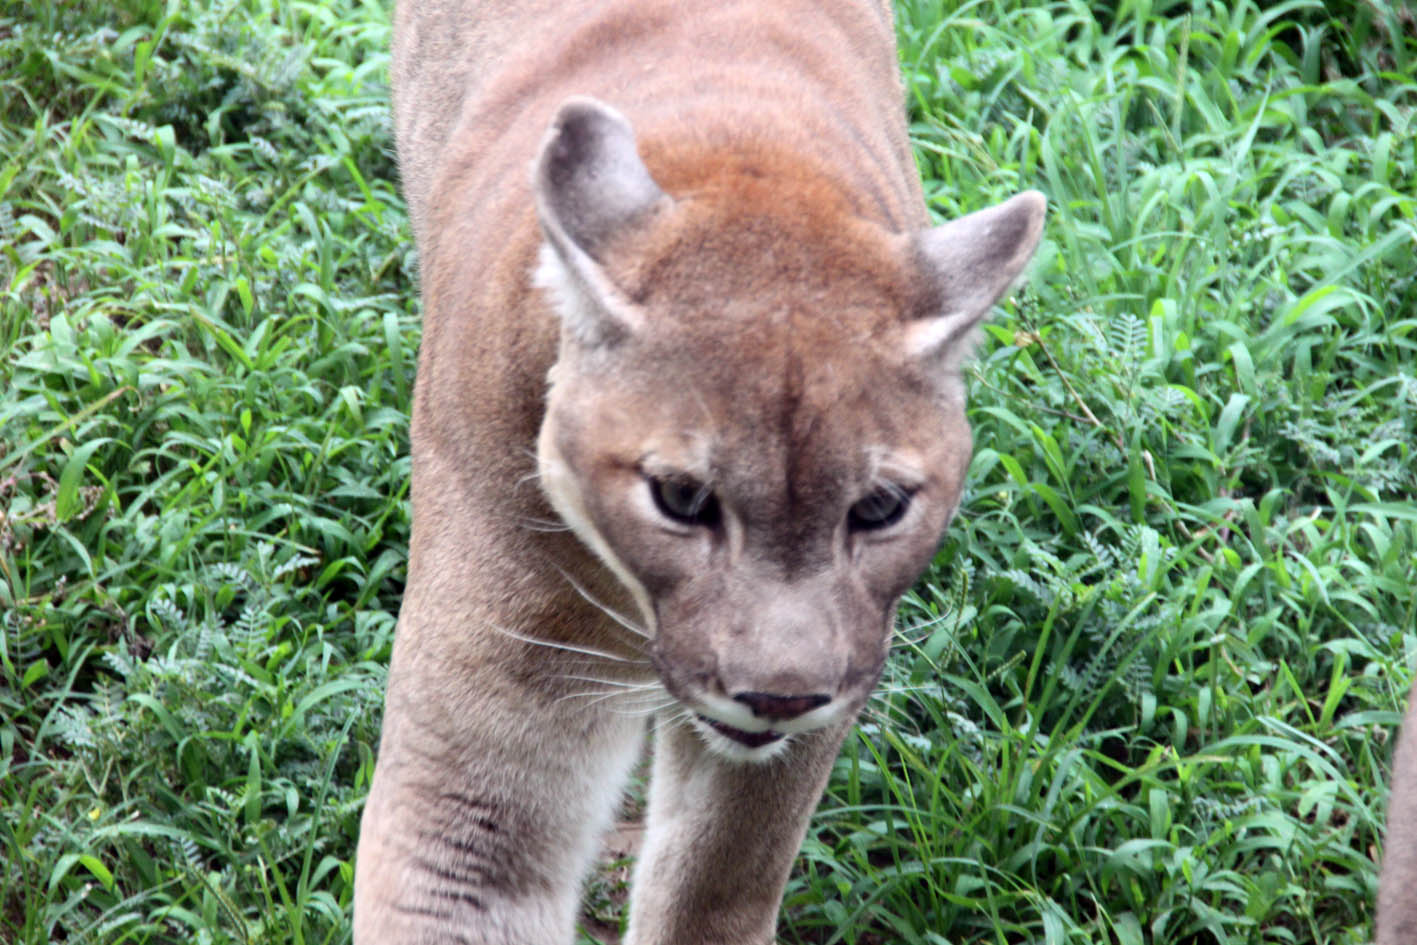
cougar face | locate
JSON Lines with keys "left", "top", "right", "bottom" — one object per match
{"left": 536, "top": 155, "right": 983, "bottom": 759}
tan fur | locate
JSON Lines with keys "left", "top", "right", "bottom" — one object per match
{"left": 1379, "top": 680, "right": 1417, "bottom": 944}
{"left": 355, "top": 2, "right": 1045, "bottom": 943}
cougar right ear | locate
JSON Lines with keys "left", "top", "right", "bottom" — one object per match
{"left": 533, "top": 97, "right": 669, "bottom": 347}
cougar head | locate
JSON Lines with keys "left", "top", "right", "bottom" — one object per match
{"left": 532, "top": 98, "right": 1044, "bottom": 760}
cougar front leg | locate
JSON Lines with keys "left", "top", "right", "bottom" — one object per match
{"left": 625, "top": 717, "right": 852, "bottom": 945}
{"left": 355, "top": 676, "right": 644, "bottom": 945}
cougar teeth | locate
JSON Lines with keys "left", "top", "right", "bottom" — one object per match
{"left": 698, "top": 715, "right": 785, "bottom": 748}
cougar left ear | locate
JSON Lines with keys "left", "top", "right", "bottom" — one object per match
{"left": 533, "top": 97, "right": 669, "bottom": 347}
{"left": 904, "top": 190, "right": 1046, "bottom": 367}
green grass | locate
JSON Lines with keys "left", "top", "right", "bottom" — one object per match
{"left": 2, "top": 0, "right": 1413, "bottom": 943}
{"left": 2, "top": 0, "right": 405, "bottom": 941}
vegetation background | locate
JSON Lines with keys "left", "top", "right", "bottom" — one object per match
{"left": 1, "top": 0, "right": 1413, "bottom": 942}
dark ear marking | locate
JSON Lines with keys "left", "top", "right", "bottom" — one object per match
{"left": 536, "top": 98, "right": 666, "bottom": 258}
{"left": 532, "top": 97, "right": 669, "bottom": 348}
{"left": 905, "top": 190, "right": 1047, "bottom": 366}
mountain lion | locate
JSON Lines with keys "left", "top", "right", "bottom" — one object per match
{"left": 1379, "top": 681, "right": 1417, "bottom": 943}
{"left": 353, "top": 1, "right": 1046, "bottom": 942}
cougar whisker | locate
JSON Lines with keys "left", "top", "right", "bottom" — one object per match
{"left": 551, "top": 564, "right": 651, "bottom": 640}
{"left": 657, "top": 705, "right": 698, "bottom": 731}
{"left": 516, "top": 515, "right": 572, "bottom": 533}
{"left": 556, "top": 673, "right": 660, "bottom": 690}
{"left": 556, "top": 686, "right": 670, "bottom": 713}
{"left": 486, "top": 622, "right": 645, "bottom": 665}
{"left": 607, "top": 697, "right": 679, "bottom": 718}
{"left": 890, "top": 611, "right": 949, "bottom": 649}
{"left": 859, "top": 693, "right": 934, "bottom": 734}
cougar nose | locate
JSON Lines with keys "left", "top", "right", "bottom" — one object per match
{"left": 732, "top": 691, "right": 831, "bottom": 721}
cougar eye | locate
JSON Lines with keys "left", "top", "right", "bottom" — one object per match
{"left": 649, "top": 476, "right": 720, "bottom": 527}
{"left": 848, "top": 486, "right": 910, "bottom": 531}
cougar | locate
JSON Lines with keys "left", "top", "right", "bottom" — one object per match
{"left": 353, "top": 1, "right": 1046, "bottom": 942}
{"left": 1379, "top": 681, "right": 1417, "bottom": 943}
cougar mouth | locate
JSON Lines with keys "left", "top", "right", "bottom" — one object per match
{"left": 697, "top": 714, "right": 786, "bottom": 749}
